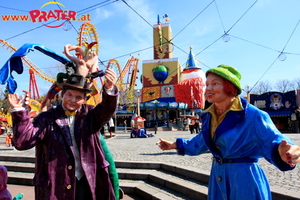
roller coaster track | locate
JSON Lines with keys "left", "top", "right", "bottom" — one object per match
{"left": 107, "top": 56, "right": 139, "bottom": 92}
{"left": 107, "top": 58, "right": 123, "bottom": 90}
{"left": 123, "top": 56, "right": 139, "bottom": 104}
{"left": 125, "top": 56, "right": 139, "bottom": 91}
{"left": 77, "top": 22, "right": 101, "bottom": 105}
{"left": 77, "top": 22, "right": 100, "bottom": 54}
{"left": 76, "top": 22, "right": 140, "bottom": 105}
{"left": 0, "top": 39, "right": 55, "bottom": 83}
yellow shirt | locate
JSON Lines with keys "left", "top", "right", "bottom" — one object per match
{"left": 203, "top": 97, "right": 243, "bottom": 138}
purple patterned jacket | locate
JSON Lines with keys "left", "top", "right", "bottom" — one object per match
{"left": 12, "top": 89, "right": 118, "bottom": 200}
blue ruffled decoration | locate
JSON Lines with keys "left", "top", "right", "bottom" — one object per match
{"left": 0, "top": 43, "right": 70, "bottom": 93}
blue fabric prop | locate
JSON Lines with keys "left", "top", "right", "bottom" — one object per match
{"left": 0, "top": 43, "right": 70, "bottom": 94}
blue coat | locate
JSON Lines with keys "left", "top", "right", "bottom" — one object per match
{"left": 176, "top": 97, "right": 294, "bottom": 200}
{"left": 12, "top": 89, "right": 118, "bottom": 200}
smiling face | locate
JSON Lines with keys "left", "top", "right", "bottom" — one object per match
{"left": 205, "top": 73, "right": 229, "bottom": 104}
{"left": 62, "top": 89, "right": 86, "bottom": 111}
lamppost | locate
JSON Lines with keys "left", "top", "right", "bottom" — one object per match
{"left": 151, "top": 100, "right": 160, "bottom": 134}
{"left": 136, "top": 90, "right": 141, "bottom": 116}
{"left": 246, "top": 85, "right": 250, "bottom": 102}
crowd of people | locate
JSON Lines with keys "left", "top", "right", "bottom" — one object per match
{"left": 170, "top": 117, "right": 201, "bottom": 133}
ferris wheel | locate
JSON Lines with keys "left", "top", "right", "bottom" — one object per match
{"left": 77, "top": 22, "right": 123, "bottom": 85}
{"left": 76, "top": 22, "right": 103, "bottom": 105}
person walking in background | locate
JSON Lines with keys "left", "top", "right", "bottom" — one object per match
{"left": 183, "top": 118, "right": 187, "bottom": 131}
{"left": 194, "top": 119, "right": 200, "bottom": 133}
{"left": 123, "top": 119, "right": 127, "bottom": 132}
{"left": 108, "top": 118, "right": 114, "bottom": 138}
{"left": 5, "top": 132, "right": 13, "bottom": 147}
{"left": 8, "top": 66, "right": 120, "bottom": 200}
{"left": 189, "top": 119, "right": 195, "bottom": 134}
{"left": 157, "top": 64, "right": 300, "bottom": 200}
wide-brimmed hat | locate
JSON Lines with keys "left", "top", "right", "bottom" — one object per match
{"left": 206, "top": 64, "right": 242, "bottom": 94}
{"left": 58, "top": 73, "right": 92, "bottom": 93}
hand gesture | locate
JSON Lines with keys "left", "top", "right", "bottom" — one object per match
{"left": 63, "top": 44, "right": 89, "bottom": 77}
{"left": 278, "top": 140, "right": 300, "bottom": 167}
{"left": 156, "top": 138, "right": 177, "bottom": 151}
{"left": 8, "top": 93, "right": 26, "bottom": 109}
{"left": 104, "top": 68, "right": 116, "bottom": 90}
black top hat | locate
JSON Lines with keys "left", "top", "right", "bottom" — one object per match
{"left": 59, "top": 74, "right": 92, "bottom": 93}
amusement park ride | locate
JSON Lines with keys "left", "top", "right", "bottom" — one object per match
{"left": 0, "top": 22, "right": 139, "bottom": 124}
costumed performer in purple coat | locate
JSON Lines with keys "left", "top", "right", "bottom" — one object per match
{"left": 8, "top": 66, "right": 118, "bottom": 200}
{"left": 156, "top": 64, "right": 300, "bottom": 200}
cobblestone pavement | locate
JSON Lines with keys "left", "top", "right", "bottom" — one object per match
{"left": 1, "top": 131, "right": 300, "bottom": 192}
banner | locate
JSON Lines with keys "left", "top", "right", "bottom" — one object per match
{"left": 250, "top": 91, "right": 297, "bottom": 117}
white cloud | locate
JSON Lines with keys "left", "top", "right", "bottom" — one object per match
{"left": 256, "top": 0, "right": 272, "bottom": 7}
{"left": 92, "top": 8, "right": 113, "bottom": 24}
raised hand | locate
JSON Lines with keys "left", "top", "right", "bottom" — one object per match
{"left": 8, "top": 93, "right": 26, "bottom": 109}
{"left": 104, "top": 68, "right": 116, "bottom": 90}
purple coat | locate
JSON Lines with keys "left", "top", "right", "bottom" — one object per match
{"left": 12, "top": 90, "right": 117, "bottom": 200}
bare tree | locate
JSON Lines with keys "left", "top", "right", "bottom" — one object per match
{"left": 46, "top": 62, "right": 66, "bottom": 78}
{"left": 273, "top": 79, "right": 295, "bottom": 93}
{"left": 294, "top": 78, "right": 300, "bottom": 89}
{"left": 250, "top": 80, "right": 273, "bottom": 95}
{"left": 0, "top": 88, "right": 10, "bottom": 113}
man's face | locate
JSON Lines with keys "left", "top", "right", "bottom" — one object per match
{"left": 62, "top": 89, "right": 86, "bottom": 111}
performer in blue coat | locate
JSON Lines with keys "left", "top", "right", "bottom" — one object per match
{"left": 157, "top": 64, "right": 300, "bottom": 200}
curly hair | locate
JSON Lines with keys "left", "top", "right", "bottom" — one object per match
{"left": 207, "top": 72, "right": 239, "bottom": 97}
{"left": 223, "top": 78, "right": 239, "bottom": 97}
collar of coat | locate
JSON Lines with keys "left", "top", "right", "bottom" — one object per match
{"left": 50, "top": 104, "right": 93, "bottom": 126}
{"left": 200, "top": 97, "right": 248, "bottom": 156}
{"left": 203, "top": 97, "right": 243, "bottom": 138}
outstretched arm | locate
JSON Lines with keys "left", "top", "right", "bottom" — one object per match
{"left": 278, "top": 140, "right": 300, "bottom": 167}
{"left": 156, "top": 138, "right": 177, "bottom": 151}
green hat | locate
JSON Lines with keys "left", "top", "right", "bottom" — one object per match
{"left": 206, "top": 64, "right": 242, "bottom": 94}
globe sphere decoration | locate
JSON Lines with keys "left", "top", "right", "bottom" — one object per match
{"left": 140, "top": 74, "right": 143, "bottom": 84}
{"left": 152, "top": 65, "right": 169, "bottom": 84}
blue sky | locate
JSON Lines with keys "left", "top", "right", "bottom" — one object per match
{"left": 0, "top": 0, "right": 300, "bottom": 96}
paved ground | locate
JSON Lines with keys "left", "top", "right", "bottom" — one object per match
{"left": 6, "top": 184, "right": 34, "bottom": 200}
{"left": 6, "top": 184, "right": 137, "bottom": 200}
{"left": 105, "top": 130, "right": 300, "bottom": 193}
{"left": 1, "top": 130, "right": 300, "bottom": 198}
